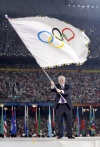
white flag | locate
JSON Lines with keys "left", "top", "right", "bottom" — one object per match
{"left": 8, "top": 16, "right": 90, "bottom": 68}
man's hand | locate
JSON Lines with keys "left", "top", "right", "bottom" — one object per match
{"left": 56, "top": 89, "right": 62, "bottom": 93}
{"left": 51, "top": 81, "right": 54, "bottom": 86}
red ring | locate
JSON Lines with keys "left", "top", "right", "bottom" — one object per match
{"left": 62, "top": 28, "right": 75, "bottom": 42}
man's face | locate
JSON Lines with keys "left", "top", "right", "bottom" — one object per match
{"left": 58, "top": 78, "right": 65, "bottom": 86}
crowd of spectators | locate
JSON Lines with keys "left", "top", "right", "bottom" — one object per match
{"left": 0, "top": 16, "right": 100, "bottom": 59}
{"left": 0, "top": 69, "right": 99, "bottom": 103}
{"left": 0, "top": 63, "right": 100, "bottom": 70}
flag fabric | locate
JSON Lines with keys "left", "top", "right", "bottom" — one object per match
{"left": 0, "top": 106, "right": 4, "bottom": 135}
{"left": 4, "top": 110, "right": 7, "bottom": 137}
{"left": 91, "top": 109, "right": 95, "bottom": 135}
{"left": 38, "top": 108, "right": 41, "bottom": 135}
{"left": 52, "top": 108, "right": 55, "bottom": 128}
{"left": 14, "top": 107, "right": 17, "bottom": 134}
{"left": 48, "top": 106, "right": 52, "bottom": 137}
{"left": 81, "top": 107, "right": 85, "bottom": 136}
{"left": 35, "top": 106, "right": 38, "bottom": 137}
{"left": 26, "top": 106, "right": 29, "bottom": 137}
{"left": 8, "top": 16, "right": 90, "bottom": 68}
{"left": 24, "top": 105, "right": 27, "bottom": 135}
{"left": 35, "top": 116, "right": 38, "bottom": 137}
{"left": 81, "top": 116, "right": 85, "bottom": 136}
{"left": 32, "top": 105, "right": 38, "bottom": 137}
{"left": 11, "top": 107, "right": 16, "bottom": 135}
{"left": 76, "top": 107, "right": 80, "bottom": 137}
{"left": 89, "top": 105, "right": 92, "bottom": 135}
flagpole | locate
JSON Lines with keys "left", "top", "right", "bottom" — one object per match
{"left": 27, "top": 106, "right": 29, "bottom": 137}
{"left": 48, "top": 106, "right": 52, "bottom": 137}
{"left": 81, "top": 107, "right": 85, "bottom": 137}
{"left": 36, "top": 105, "right": 38, "bottom": 137}
{"left": 11, "top": 106, "right": 15, "bottom": 135}
{"left": 0, "top": 104, "right": 4, "bottom": 136}
{"left": 82, "top": 107, "right": 83, "bottom": 115}
{"left": 76, "top": 106, "right": 80, "bottom": 137}
{"left": 11, "top": 106, "right": 16, "bottom": 136}
{"left": 12, "top": 106, "right": 13, "bottom": 117}
{"left": 11, "top": 106, "right": 13, "bottom": 135}
{"left": 53, "top": 108, "right": 55, "bottom": 128}
{"left": 89, "top": 105, "right": 92, "bottom": 136}
{"left": 78, "top": 107, "right": 80, "bottom": 137}
{"left": 4, "top": 108, "right": 8, "bottom": 137}
{"left": 14, "top": 107, "right": 17, "bottom": 135}
{"left": 32, "top": 105, "right": 38, "bottom": 137}
{"left": 24, "top": 105, "right": 26, "bottom": 135}
{"left": 41, "top": 67, "right": 52, "bottom": 81}
{"left": 38, "top": 107, "right": 41, "bottom": 136}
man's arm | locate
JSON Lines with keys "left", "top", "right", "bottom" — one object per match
{"left": 51, "top": 85, "right": 57, "bottom": 92}
{"left": 51, "top": 81, "right": 62, "bottom": 93}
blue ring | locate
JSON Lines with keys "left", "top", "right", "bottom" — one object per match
{"left": 37, "top": 31, "right": 54, "bottom": 43}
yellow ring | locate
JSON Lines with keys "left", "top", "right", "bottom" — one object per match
{"left": 48, "top": 36, "right": 64, "bottom": 48}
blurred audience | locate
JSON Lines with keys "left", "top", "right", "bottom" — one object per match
{"left": 0, "top": 69, "right": 99, "bottom": 103}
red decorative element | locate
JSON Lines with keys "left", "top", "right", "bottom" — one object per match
{"left": 4, "top": 122, "right": 7, "bottom": 137}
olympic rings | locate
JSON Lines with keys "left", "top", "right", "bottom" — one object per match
{"left": 37, "top": 28, "right": 75, "bottom": 48}
{"left": 48, "top": 36, "right": 64, "bottom": 48}
{"left": 62, "top": 28, "right": 75, "bottom": 42}
{"left": 37, "top": 30, "right": 54, "bottom": 43}
{"left": 52, "top": 28, "right": 63, "bottom": 41}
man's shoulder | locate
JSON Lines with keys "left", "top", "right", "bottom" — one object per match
{"left": 65, "top": 84, "right": 71, "bottom": 88}
{"left": 65, "top": 83, "right": 70, "bottom": 86}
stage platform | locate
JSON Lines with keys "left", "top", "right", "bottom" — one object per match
{"left": 0, "top": 137, "right": 100, "bottom": 147}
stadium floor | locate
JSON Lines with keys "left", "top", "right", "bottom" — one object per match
{"left": 0, "top": 137, "right": 100, "bottom": 147}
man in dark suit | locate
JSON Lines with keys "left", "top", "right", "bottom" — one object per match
{"left": 51, "top": 75, "right": 74, "bottom": 139}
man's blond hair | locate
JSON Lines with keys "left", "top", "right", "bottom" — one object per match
{"left": 58, "top": 75, "right": 65, "bottom": 81}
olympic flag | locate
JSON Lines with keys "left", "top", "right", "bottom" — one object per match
{"left": 8, "top": 16, "right": 90, "bottom": 68}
